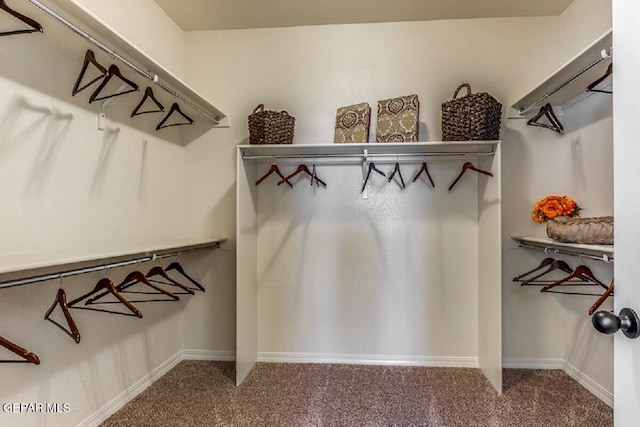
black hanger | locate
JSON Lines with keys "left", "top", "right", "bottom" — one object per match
{"left": 131, "top": 86, "right": 165, "bottom": 117}
{"left": 256, "top": 162, "right": 293, "bottom": 188}
{"left": 362, "top": 163, "right": 386, "bottom": 193}
{"left": 68, "top": 277, "right": 143, "bottom": 318}
{"left": 586, "top": 63, "right": 612, "bottom": 94}
{"left": 44, "top": 288, "right": 81, "bottom": 343}
{"left": 72, "top": 50, "right": 108, "bottom": 96}
{"left": 387, "top": 162, "right": 405, "bottom": 189}
{"left": 89, "top": 64, "right": 139, "bottom": 103}
{"left": 527, "top": 103, "right": 563, "bottom": 134}
{"left": 166, "top": 262, "right": 205, "bottom": 292}
{"left": 448, "top": 162, "right": 493, "bottom": 191}
{"left": 156, "top": 102, "right": 194, "bottom": 130}
{"left": 0, "top": 0, "right": 43, "bottom": 37}
{"left": 413, "top": 162, "right": 435, "bottom": 188}
{"left": 0, "top": 335, "right": 40, "bottom": 364}
{"left": 277, "top": 163, "right": 326, "bottom": 187}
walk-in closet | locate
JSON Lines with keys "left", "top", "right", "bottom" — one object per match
{"left": 1, "top": 0, "right": 638, "bottom": 426}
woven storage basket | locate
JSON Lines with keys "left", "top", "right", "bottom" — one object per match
{"left": 441, "top": 83, "right": 502, "bottom": 141}
{"left": 248, "top": 104, "right": 295, "bottom": 144}
{"left": 546, "top": 216, "right": 614, "bottom": 245}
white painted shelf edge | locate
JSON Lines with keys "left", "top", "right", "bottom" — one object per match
{"left": 509, "top": 29, "right": 612, "bottom": 117}
{"left": 31, "top": 0, "right": 227, "bottom": 126}
{"left": 238, "top": 141, "right": 500, "bottom": 158}
{"left": 0, "top": 237, "right": 227, "bottom": 275}
{"left": 511, "top": 235, "right": 613, "bottom": 260}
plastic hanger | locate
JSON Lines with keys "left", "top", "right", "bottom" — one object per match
{"left": 448, "top": 162, "right": 493, "bottom": 191}
{"left": 277, "top": 163, "right": 326, "bottom": 187}
{"left": 387, "top": 162, "right": 405, "bottom": 189}
{"left": 0, "top": 335, "right": 40, "bottom": 364}
{"left": 586, "top": 63, "right": 612, "bottom": 94}
{"left": 131, "top": 86, "right": 165, "bottom": 117}
{"left": 256, "top": 162, "right": 293, "bottom": 188}
{"left": 166, "top": 261, "right": 205, "bottom": 292}
{"left": 68, "top": 277, "right": 143, "bottom": 318}
{"left": 361, "top": 162, "right": 386, "bottom": 193}
{"left": 0, "top": 0, "right": 43, "bottom": 37}
{"left": 89, "top": 64, "right": 139, "bottom": 103}
{"left": 527, "top": 103, "right": 564, "bottom": 134}
{"left": 72, "top": 50, "right": 107, "bottom": 96}
{"left": 156, "top": 102, "right": 194, "bottom": 130}
{"left": 541, "top": 264, "right": 608, "bottom": 293}
{"left": 44, "top": 288, "right": 81, "bottom": 343}
{"left": 413, "top": 162, "right": 435, "bottom": 188}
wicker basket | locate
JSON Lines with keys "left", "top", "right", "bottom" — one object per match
{"left": 441, "top": 83, "right": 502, "bottom": 141}
{"left": 248, "top": 104, "right": 295, "bottom": 144}
{"left": 546, "top": 216, "right": 614, "bottom": 245}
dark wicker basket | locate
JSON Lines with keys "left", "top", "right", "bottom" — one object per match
{"left": 248, "top": 104, "right": 295, "bottom": 144}
{"left": 441, "top": 84, "right": 502, "bottom": 141}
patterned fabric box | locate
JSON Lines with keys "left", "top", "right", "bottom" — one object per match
{"left": 334, "top": 102, "right": 371, "bottom": 143}
{"left": 376, "top": 94, "right": 419, "bottom": 142}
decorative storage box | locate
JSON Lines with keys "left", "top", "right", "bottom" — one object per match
{"left": 441, "top": 83, "right": 502, "bottom": 141}
{"left": 334, "top": 102, "right": 371, "bottom": 143}
{"left": 546, "top": 216, "right": 614, "bottom": 245}
{"left": 376, "top": 94, "right": 419, "bottom": 142}
{"left": 248, "top": 104, "right": 295, "bottom": 144}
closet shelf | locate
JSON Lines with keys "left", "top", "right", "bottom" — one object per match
{"left": 509, "top": 29, "right": 612, "bottom": 117}
{"left": 21, "top": 0, "right": 227, "bottom": 133}
{"left": 512, "top": 235, "right": 613, "bottom": 263}
{"left": 0, "top": 237, "right": 227, "bottom": 276}
{"left": 239, "top": 141, "right": 499, "bottom": 160}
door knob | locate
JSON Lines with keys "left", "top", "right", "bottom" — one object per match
{"left": 592, "top": 308, "right": 640, "bottom": 339}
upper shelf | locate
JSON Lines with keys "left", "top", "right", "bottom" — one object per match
{"left": 510, "top": 29, "right": 612, "bottom": 117}
{"left": 511, "top": 235, "right": 613, "bottom": 263}
{"left": 239, "top": 141, "right": 499, "bottom": 159}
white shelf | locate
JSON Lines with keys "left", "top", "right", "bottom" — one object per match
{"left": 510, "top": 29, "right": 612, "bottom": 117}
{"left": 0, "top": 237, "right": 227, "bottom": 276}
{"left": 239, "top": 141, "right": 499, "bottom": 159}
{"left": 511, "top": 235, "right": 613, "bottom": 262}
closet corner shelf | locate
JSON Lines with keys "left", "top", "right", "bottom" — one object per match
{"left": 511, "top": 235, "right": 613, "bottom": 262}
{"left": 509, "top": 29, "right": 612, "bottom": 118}
{"left": 25, "top": 0, "right": 227, "bottom": 128}
{"left": 0, "top": 237, "right": 227, "bottom": 276}
{"left": 238, "top": 141, "right": 499, "bottom": 159}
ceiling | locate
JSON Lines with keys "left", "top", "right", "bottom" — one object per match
{"left": 153, "top": 0, "right": 574, "bottom": 31}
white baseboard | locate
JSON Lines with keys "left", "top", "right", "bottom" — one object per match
{"left": 258, "top": 351, "right": 478, "bottom": 368}
{"left": 502, "top": 357, "right": 613, "bottom": 408}
{"left": 76, "top": 349, "right": 235, "bottom": 427}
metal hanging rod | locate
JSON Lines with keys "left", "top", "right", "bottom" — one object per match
{"left": 241, "top": 151, "right": 495, "bottom": 162}
{"left": 518, "top": 48, "right": 612, "bottom": 116}
{"left": 0, "top": 241, "right": 222, "bottom": 290}
{"left": 24, "top": 0, "right": 222, "bottom": 124}
{"left": 517, "top": 242, "right": 613, "bottom": 264}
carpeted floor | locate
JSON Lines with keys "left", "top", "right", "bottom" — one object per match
{"left": 100, "top": 361, "right": 612, "bottom": 426}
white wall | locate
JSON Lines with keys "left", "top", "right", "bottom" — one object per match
{"left": 184, "top": 0, "right": 612, "bottom": 391}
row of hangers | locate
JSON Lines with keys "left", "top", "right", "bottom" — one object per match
{"left": 526, "top": 61, "right": 612, "bottom": 134}
{"left": 1, "top": 261, "right": 203, "bottom": 364}
{"left": 255, "top": 160, "right": 492, "bottom": 192}
{"left": 513, "top": 256, "right": 613, "bottom": 315}
{"left": 73, "top": 50, "right": 194, "bottom": 130}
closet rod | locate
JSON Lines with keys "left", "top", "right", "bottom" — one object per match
{"left": 518, "top": 52, "right": 610, "bottom": 116}
{"left": 23, "top": 0, "right": 222, "bottom": 124}
{"left": 517, "top": 242, "right": 613, "bottom": 263}
{"left": 0, "top": 241, "right": 222, "bottom": 290}
{"left": 241, "top": 151, "right": 496, "bottom": 161}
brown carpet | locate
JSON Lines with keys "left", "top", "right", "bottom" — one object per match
{"left": 100, "top": 361, "right": 612, "bottom": 427}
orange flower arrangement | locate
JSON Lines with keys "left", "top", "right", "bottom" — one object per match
{"left": 531, "top": 195, "right": 582, "bottom": 223}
